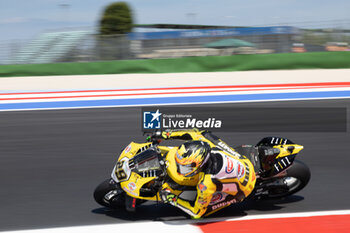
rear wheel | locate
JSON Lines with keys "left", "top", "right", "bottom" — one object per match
{"left": 267, "top": 160, "right": 311, "bottom": 198}
{"left": 93, "top": 179, "right": 125, "bottom": 208}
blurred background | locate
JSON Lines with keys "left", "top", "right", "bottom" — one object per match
{"left": 1, "top": 0, "right": 350, "bottom": 65}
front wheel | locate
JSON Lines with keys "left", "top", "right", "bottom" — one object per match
{"left": 93, "top": 179, "right": 125, "bottom": 208}
{"left": 267, "top": 160, "right": 311, "bottom": 198}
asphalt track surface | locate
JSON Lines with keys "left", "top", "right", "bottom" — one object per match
{"left": 0, "top": 99, "right": 350, "bottom": 231}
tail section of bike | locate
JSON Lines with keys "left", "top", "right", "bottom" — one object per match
{"left": 248, "top": 137, "right": 310, "bottom": 199}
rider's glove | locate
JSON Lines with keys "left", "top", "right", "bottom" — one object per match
{"left": 151, "top": 130, "right": 171, "bottom": 139}
{"left": 146, "top": 131, "right": 163, "bottom": 143}
{"left": 161, "top": 130, "right": 172, "bottom": 139}
{"left": 159, "top": 189, "right": 178, "bottom": 206}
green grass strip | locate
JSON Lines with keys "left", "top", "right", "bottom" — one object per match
{"left": 1, "top": 52, "right": 350, "bottom": 77}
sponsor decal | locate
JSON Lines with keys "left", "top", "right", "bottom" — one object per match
{"left": 225, "top": 156, "right": 234, "bottom": 174}
{"left": 198, "top": 182, "right": 207, "bottom": 192}
{"left": 143, "top": 109, "right": 162, "bottom": 129}
{"left": 237, "top": 162, "right": 245, "bottom": 179}
{"left": 212, "top": 198, "right": 237, "bottom": 210}
{"left": 124, "top": 144, "right": 132, "bottom": 153}
{"left": 132, "top": 197, "right": 137, "bottom": 208}
{"left": 210, "top": 193, "right": 224, "bottom": 205}
{"left": 128, "top": 182, "right": 136, "bottom": 191}
{"left": 122, "top": 186, "right": 138, "bottom": 196}
{"left": 198, "top": 197, "right": 207, "bottom": 205}
{"left": 218, "top": 141, "right": 241, "bottom": 158}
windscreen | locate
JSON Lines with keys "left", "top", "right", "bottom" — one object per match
{"left": 131, "top": 148, "right": 161, "bottom": 172}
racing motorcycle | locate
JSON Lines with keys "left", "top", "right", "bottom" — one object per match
{"left": 94, "top": 131, "right": 310, "bottom": 216}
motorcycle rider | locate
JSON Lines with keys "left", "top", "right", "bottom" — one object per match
{"left": 151, "top": 129, "right": 257, "bottom": 219}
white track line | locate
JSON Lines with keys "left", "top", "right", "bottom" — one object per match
{"left": 1, "top": 95, "right": 350, "bottom": 112}
{"left": 0, "top": 222, "right": 201, "bottom": 233}
{"left": 1, "top": 87, "right": 350, "bottom": 104}
{"left": 1, "top": 210, "right": 350, "bottom": 233}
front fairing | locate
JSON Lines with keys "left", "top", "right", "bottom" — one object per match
{"left": 111, "top": 142, "right": 165, "bottom": 200}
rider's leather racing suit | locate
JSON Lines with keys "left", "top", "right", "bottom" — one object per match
{"left": 158, "top": 130, "right": 256, "bottom": 219}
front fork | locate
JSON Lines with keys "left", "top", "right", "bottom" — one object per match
{"left": 107, "top": 179, "right": 149, "bottom": 212}
{"left": 103, "top": 179, "right": 125, "bottom": 207}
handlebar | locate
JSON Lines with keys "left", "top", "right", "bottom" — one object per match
{"left": 144, "top": 131, "right": 163, "bottom": 144}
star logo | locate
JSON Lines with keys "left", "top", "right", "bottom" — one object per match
{"left": 143, "top": 109, "right": 162, "bottom": 129}
{"left": 150, "top": 109, "right": 162, "bottom": 122}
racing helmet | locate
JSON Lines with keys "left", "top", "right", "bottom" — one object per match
{"left": 175, "top": 141, "right": 211, "bottom": 177}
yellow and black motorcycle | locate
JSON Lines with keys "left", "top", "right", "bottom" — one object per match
{"left": 94, "top": 131, "right": 310, "bottom": 215}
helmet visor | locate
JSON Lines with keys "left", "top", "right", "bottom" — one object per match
{"left": 177, "top": 163, "right": 195, "bottom": 176}
{"left": 175, "top": 150, "right": 197, "bottom": 176}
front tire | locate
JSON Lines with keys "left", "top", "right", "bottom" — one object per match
{"left": 93, "top": 179, "right": 125, "bottom": 208}
{"left": 267, "top": 160, "right": 311, "bottom": 198}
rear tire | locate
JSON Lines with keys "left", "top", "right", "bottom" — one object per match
{"left": 267, "top": 160, "right": 311, "bottom": 198}
{"left": 93, "top": 179, "right": 125, "bottom": 208}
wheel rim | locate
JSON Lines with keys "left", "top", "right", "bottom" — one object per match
{"left": 266, "top": 176, "right": 302, "bottom": 198}
{"left": 283, "top": 177, "right": 301, "bottom": 193}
